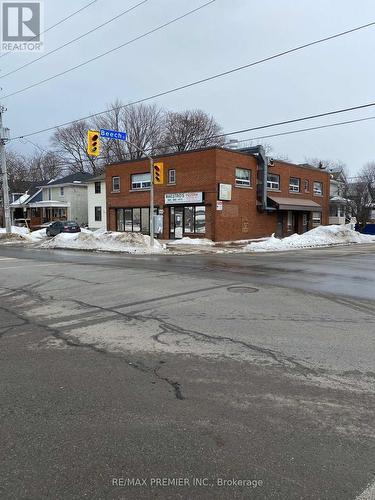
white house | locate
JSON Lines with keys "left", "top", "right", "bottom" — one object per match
{"left": 87, "top": 174, "right": 107, "bottom": 230}
{"left": 12, "top": 173, "right": 92, "bottom": 229}
{"left": 328, "top": 168, "right": 349, "bottom": 225}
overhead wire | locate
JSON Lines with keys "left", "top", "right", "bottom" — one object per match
{"left": 0, "top": 0, "right": 151, "bottom": 79}
{"left": 1, "top": 0, "right": 216, "bottom": 99}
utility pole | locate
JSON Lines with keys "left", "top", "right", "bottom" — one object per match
{"left": 0, "top": 105, "right": 11, "bottom": 234}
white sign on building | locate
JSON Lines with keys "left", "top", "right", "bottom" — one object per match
{"left": 165, "top": 192, "right": 203, "bottom": 205}
{"left": 218, "top": 183, "right": 232, "bottom": 201}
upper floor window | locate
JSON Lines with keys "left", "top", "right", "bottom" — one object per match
{"left": 168, "top": 169, "right": 176, "bottom": 184}
{"left": 112, "top": 176, "right": 120, "bottom": 192}
{"left": 313, "top": 181, "right": 323, "bottom": 196}
{"left": 60, "top": 187, "right": 64, "bottom": 196}
{"left": 289, "top": 177, "right": 300, "bottom": 193}
{"left": 304, "top": 179, "right": 309, "bottom": 192}
{"left": 131, "top": 173, "right": 151, "bottom": 190}
{"left": 95, "top": 181, "right": 101, "bottom": 194}
{"left": 267, "top": 174, "right": 280, "bottom": 190}
{"left": 235, "top": 168, "right": 251, "bottom": 187}
{"left": 48, "top": 188, "right": 52, "bottom": 200}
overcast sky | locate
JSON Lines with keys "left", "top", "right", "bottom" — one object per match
{"left": 2, "top": 0, "right": 375, "bottom": 174}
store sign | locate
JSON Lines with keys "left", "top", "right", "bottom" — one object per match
{"left": 165, "top": 192, "right": 203, "bottom": 205}
{"left": 218, "top": 183, "right": 232, "bottom": 201}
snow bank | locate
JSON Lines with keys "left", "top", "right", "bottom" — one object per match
{"left": 0, "top": 225, "right": 30, "bottom": 236}
{"left": 168, "top": 237, "right": 215, "bottom": 246}
{"left": 29, "top": 228, "right": 47, "bottom": 240}
{"left": 247, "top": 225, "right": 375, "bottom": 252}
{"left": 41, "top": 230, "right": 164, "bottom": 254}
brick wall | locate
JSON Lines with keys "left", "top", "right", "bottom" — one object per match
{"left": 106, "top": 147, "right": 330, "bottom": 241}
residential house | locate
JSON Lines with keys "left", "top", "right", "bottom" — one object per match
{"left": 328, "top": 167, "right": 349, "bottom": 225}
{"left": 10, "top": 173, "right": 92, "bottom": 229}
{"left": 87, "top": 174, "right": 106, "bottom": 230}
{"left": 105, "top": 146, "right": 330, "bottom": 241}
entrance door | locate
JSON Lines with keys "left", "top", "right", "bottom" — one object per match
{"left": 276, "top": 212, "right": 283, "bottom": 237}
{"left": 170, "top": 207, "right": 184, "bottom": 238}
{"left": 174, "top": 208, "right": 183, "bottom": 239}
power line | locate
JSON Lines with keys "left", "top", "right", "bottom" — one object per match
{"left": 0, "top": 0, "right": 150, "bottom": 80}
{"left": 0, "top": 0, "right": 98, "bottom": 60}
{"left": 13, "top": 98, "right": 375, "bottom": 145}
{"left": 229, "top": 115, "right": 375, "bottom": 144}
{"left": 17, "top": 112, "right": 375, "bottom": 169}
{"left": 1, "top": 0, "right": 216, "bottom": 100}
{"left": 8, "top": 18, "right": 375, "bottom": 139}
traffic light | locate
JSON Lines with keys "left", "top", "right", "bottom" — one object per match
{"left": 153, "top": 162, "right": 164, "bottom": 184}
{"left": 87, "top": 130, "right": 100, "bottom": 156}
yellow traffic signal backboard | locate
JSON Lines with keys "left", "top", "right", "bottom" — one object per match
{"left": 153, "top": 162, "right": 164, "bottom": 184}
{"left": 87, "top": 130, "right": 100, "bottom": 156}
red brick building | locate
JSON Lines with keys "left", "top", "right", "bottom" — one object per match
{"left": 106, "top": 147, "right": 330, "bottom": 241}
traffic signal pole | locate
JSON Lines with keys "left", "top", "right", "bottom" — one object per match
{"left": 0, "top": 106, "right": 11, "bottom": 234}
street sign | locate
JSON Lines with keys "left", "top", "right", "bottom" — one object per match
{"left": 100, "top": 128, "right": 127, "bottom": 141}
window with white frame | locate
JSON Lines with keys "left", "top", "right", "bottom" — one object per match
{"left": 112, "top": 176, "right": 120, "bottom": 192}
{"left": 131, "top": 173, "right": 151, "bottom": 190}
{"left": 168, "top": 169, "right": 176, "bottom": 184}
{"left": 289, "top": 177, "right": 300, "bottom": 192}
{"left": 313, "top": 181, "right": 323, "bottom": 195}
{"left": 235, "top": 168, "right": 251, "bottom": 187}
{"left": 95, "top": 181, "right": 101, "bottom": 194}
{"left": 312, "top": 211, "right": 322, "bottom": 227}
{"left": 267, "top": 174, "right": 280, "bottom": 190}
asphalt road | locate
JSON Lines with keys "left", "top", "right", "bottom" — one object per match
{"left": 0, "top": 244, "right": 374, "bottom": 499}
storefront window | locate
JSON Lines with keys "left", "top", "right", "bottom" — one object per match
{"left": 313, "top": 211, "right": 322, "bottom": 227}
{"left": 141, "top": 208, "right": 150, "bottom": 233}
{"left": 195, "top": 206, "right": 205, "bottom": 233}
{"left": 133, "top": 208, "right": 141, "bottom": 232}
{"left": 184, "top": 207, "right": 194, "bottom": 233}
{"left": 124, "top": 209, "right": 132, "bottom": 231}
{"left": 117, "top": 209, "right": 124, "bottom": 231}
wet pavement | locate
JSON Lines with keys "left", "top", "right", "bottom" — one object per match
{"left": 0, "top": 244, "right": 374, "bottom": 499}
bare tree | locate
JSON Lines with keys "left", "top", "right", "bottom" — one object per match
{"left": 348, "top": 179, "right": 372, "bottom": 229}
{"left": 51, "top": 120, "right": 102, "bottom": 175}
{"left": 361, "top": 161, "right": 375, "bottom": 202}
{"left": 4, "top": 150, "right": 28, "bottom": 192}
{"left": 161, "top": 109, "right": 224, "bottom": 152}
{"left": 29, "top": 151, "right": 63, "bottom": 182}
{"left": 95, "top": 101, "right": 165, "bottom": 162}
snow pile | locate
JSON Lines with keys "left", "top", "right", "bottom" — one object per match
{"left": 41, "top": 230, "right": 164, "bottom": 254}
{"left": 0, "top": 225, "right": 30, "bottom": 236}
{"left": 247, "top": 225, "right": 375, "bottom": 252}
{"left": 0, "top": 225, "right": 34, "bottom": 242}
{"left": 168, "top": 237, "right": 215, "bottom": 246}
{"left": 28, "top": 228, "right": 47, "bottom": 241}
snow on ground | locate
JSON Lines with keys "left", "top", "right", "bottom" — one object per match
{"left": 247, "top": 225, "right": 375, "bottom": 252}
{"left": 168, "top": 237, "right": 215, "bottom": 246}
{"left": 0, "top": 226, "right": 30, "bottom": 236}
{"left": 41, "top": 230, "right": 164, "bottom": 254}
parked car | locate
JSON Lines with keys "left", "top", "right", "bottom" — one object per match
{"left": 46, "top": 221, "right": 81, "bottom": 237}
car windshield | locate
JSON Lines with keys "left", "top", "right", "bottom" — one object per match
{"left": 65, "top": 222, "right": 78, "bottom": 227}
